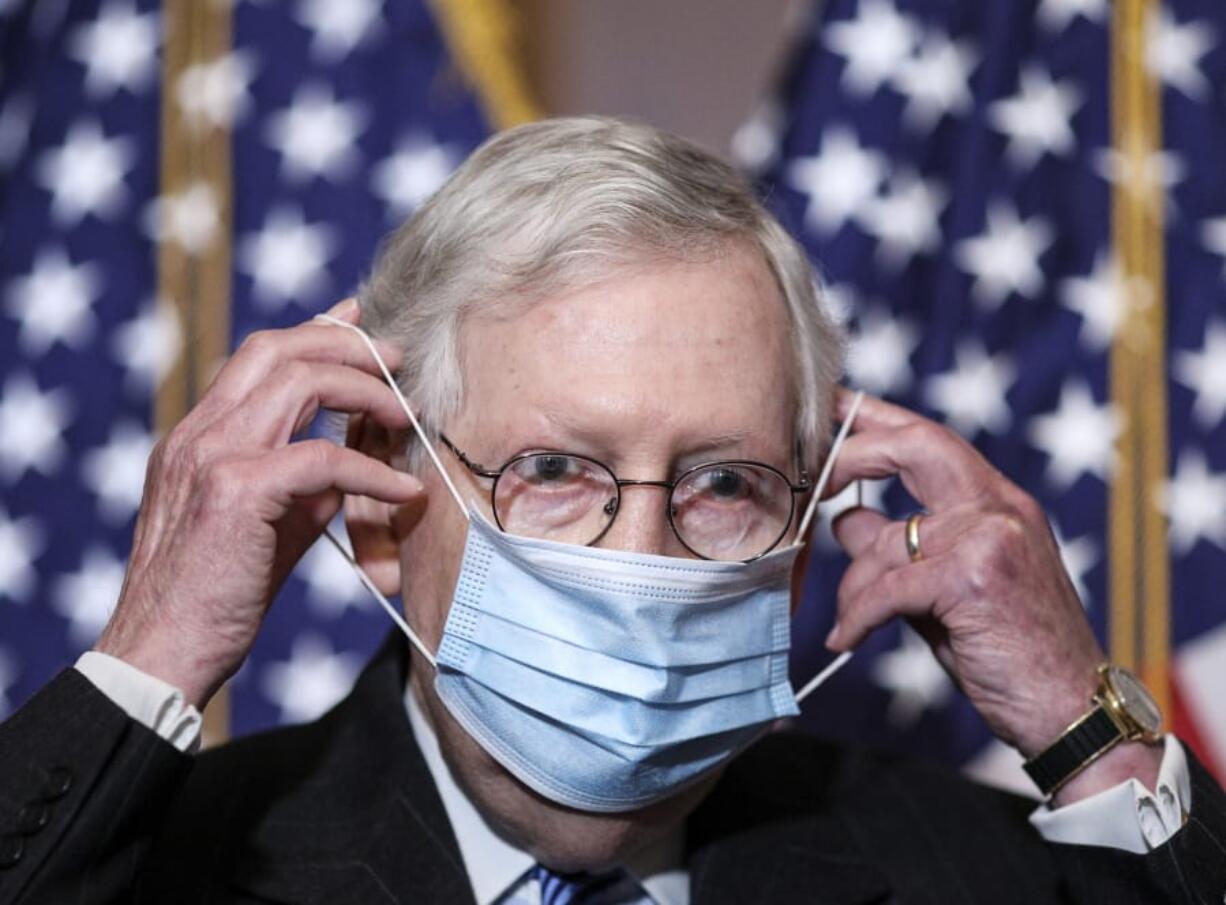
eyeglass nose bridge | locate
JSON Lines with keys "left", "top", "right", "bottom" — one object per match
{"left": 599, "top": 477, "right": 676, "bottom": 517}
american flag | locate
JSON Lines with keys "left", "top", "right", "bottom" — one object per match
{"left": 751, "top": 0, "right": 1226, "bottom": 789}
{"left": 0, "top": 0, "right": 518, "bottom": 739}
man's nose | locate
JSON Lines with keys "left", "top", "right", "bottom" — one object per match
{"left": 594, "top": 485, "right": 680, "bottom": 557}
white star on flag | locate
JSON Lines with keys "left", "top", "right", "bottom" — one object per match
{"left": 297, "top": 527, "right": 370, "bottom": 618}
{"left": 35, "top": 120, "right": 135, "bottom": 225}
{"left": 822, "top": 0, "right": 919, "bottom": 97}
{"left": 144, "top": 182, "right": 221, "bottom": 255}
{"left": 1146, "top": 8, "right": 1215, "bottom": 101}
{"left": 80, "top": 421, "right": 154, "bottom": 523}
{"left": 111, "top": 302, "right": 183, "bottom": 394}
{"left": 1050, "top": 520, "right": 1099, "bottom": 610}
{"left": 1027, "top": 380, "right": 1120, "bottom": 489}
{"left": 1173, "top": 321, "right": 1226, "bottom": 431}
{"left": 0, "top": 507, "right": 44, "bottom": 604}
{"left": 1202, "top": 217, "right": 1226, "bottom": 280}
{"left": 1060, "top": 252, "right": 1128, "bottom": 351}
{"left": 924, "top": 342, "right": 1016, "bottom": 438}
{"left": 988, "top": 66, "right": 1081, "bottom": 170}
{"left": 871, "top": 627, "right": 953, "bottom": 729}
{"left": 892, "top": 32, "right": 978, "bottom": 132}
{"left": 53, "top": 546, "right": 126, "bottom": 646}
{"left": 0, "top": 373, "right": 74, "bottom": 483}
{"left": 1093, "top": 147, "right": 1185, "bottom": 208}
{"left": 4, "top": 248, "right": 102, "bottom": 354}
{"left": 846, "top": 308, "right": 918, "bottom": 397}
{"left": 239, "top": 207, "right": 338, "bottom": 309}
{"left": 295, "top": 0, "right": 384, "bottom": 61}
{"left": 861, "top": 170, "right": 947, "bottom": 269}
{"left": 1158, "top": 451, "right": 1226, "bottom": 555}
{"left": 265, "top": 84, "right": 368, "bottom": 183}
{"left": 67, "top": 1, "right": 159, "bottom": 97}
{"left": 786, "top": 127, "right": 886, "bottom": 236}
{"left": 1037, "top": 0, "right": 1107, "bottom": 32}
{"left": 371, "top": 136, "right": 457, "bottom": 219}
{"left": 176, "top": 51, "right": 256, "bottom": 130}
{"left": 954, "top": 203, "right": 1053, "bottom": 308}
{"left": 261, "top": 634, "right": 363, "bottom": 723}
{"left": 730, "top": 101, "right": 783, "bottom": 173}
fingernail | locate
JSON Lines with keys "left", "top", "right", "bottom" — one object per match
{"left": 825, "top": 625, "right": 841, "bottom": 650}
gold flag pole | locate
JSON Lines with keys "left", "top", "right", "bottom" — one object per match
{"left": 156, "top": 0, "right": 234, "bottom": 748}
{"left": 1108, "top": 0, "right": 1171, "bottom": 720}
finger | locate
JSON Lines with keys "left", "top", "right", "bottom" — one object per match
{"left": 833, "top": 510, "right": 961, "bottom": 607}
{"left": 836, "top": 389, "right": 917, "bottom": 432}
{"left": 205, "top": 321, "right": 405, "bottom": 408}
{"left": 323, "top": 297, "right": 359, "bottom": 322}
{"left": 821, "top": 423, "right": 996, "bottom": 511}
{"left": 224, "top": 362, "right": 414, "bottom": 446}
{"left": 256, "top": 439, "right": 424, "bottom": 504}
{"left": 830, "top": 506, "right": 892, "bottom": 558}
{"left": 827, "top": 554, "right": 954, "bottom": 651}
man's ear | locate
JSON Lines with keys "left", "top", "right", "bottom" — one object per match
{"left": 343, "top": 414, "right": 423, "bottom": 596}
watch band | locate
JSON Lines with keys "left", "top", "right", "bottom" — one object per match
{"left": 1023, "top": 706, "right": 1121, "bottom": 796}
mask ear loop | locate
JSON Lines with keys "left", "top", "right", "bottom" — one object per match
{"left": 792, "top": 389, "right": 865, "bottom": 705}
{"left": 309, "top": 312, "right": 482, "bottom": 670}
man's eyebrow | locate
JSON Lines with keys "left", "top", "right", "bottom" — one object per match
{"left": 538, "top": 408, "right": 762, "bottom": 455}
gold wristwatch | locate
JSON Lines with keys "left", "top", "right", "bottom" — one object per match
{"left": 1022, "top": 664, "right": 1163, "bottom": 797}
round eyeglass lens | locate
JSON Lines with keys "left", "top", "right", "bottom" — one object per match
{"left": 494, "top": 453, "right": 618, "bottom": 545}
{"left": 671, "top": 463, "right": 794, "bottom": 560}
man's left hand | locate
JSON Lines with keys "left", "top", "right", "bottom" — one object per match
{"left": 822, "top": 390, "right": 1162, "bottom": 804}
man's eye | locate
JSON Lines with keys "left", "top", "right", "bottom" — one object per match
{"left": 704, "top": 468, "right": 749, "bottom": 499}
{"left": 533, "top": 455, "right": 573, "bottom": 482}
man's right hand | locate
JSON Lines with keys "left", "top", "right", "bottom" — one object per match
{"left": 94, "top": 298, "right": 423, "bottom": 709}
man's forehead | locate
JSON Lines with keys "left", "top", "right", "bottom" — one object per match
{"left": 456, "top": 247, "right": 796, "bottom": 457}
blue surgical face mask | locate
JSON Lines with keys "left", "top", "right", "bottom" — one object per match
{"left": 316, "top": 314, "right": 862, "bottom": 812}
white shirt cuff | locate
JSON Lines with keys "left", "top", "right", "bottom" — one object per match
{"left": 75, "top": 652, "right": 203, "bottom": 754}
{"left": 1029, "top": 734, "right": 1190, "bottom": 854}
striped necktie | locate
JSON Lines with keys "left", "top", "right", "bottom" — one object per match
{"left": 529, "top": 863, "right": 633, "bottom": 905}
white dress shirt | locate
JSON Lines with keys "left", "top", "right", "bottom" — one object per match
{"left": 404, "top": 681, "right": 688, "bottom": 905}
{"left": 74, "top": 649, "right": 1195, "bottom": 904}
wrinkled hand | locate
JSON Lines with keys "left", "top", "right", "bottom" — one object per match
{"left": 823, "top": 390, "right": 1160, "bottom": 801}
{"left": 95, "top": 299, "right": 422, "bottom": 708}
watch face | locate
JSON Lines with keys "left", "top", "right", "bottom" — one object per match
{"left": 1107, "top": 667, "right": 1163, "bottom": 734}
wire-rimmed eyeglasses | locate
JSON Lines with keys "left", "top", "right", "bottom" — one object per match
{"left": 439, "top": 435, "right": 811, "bottom": 562}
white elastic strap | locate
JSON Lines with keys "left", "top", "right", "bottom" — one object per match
{"left": 790, "top": 389, "right": 866, "bottom": 704}
{"left": 796, "top": 390, "right": 864, "bottom": 539}
{"left": 794, "top": 651, "right": 851, "bottom": 705}
{"left": 321, "top": 527, "right": 437, "bottom": 669}
{"left": 314, "top": 313, "right": 470, "bottom": 519}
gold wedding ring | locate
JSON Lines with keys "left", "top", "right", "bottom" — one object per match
{"left": 905, "top": 513, "right": 924, "bottom": 563}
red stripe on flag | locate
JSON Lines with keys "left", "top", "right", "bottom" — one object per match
{"left": 1170, "top": 671, "right": 1224, "bottom": 784}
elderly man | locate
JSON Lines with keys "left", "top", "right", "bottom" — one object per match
{"left": 0, "top": 117, "right": 1223, "bottom": 904}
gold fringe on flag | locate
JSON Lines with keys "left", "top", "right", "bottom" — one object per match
{"left": 1108, "top": 0, "right": 1171, "bottom": 721}
{"left": 430, "top": 0, "right": 543, "bottom": 129}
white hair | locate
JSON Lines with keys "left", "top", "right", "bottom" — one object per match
{"left": 359, "top": 116, "right": 844, "bottom": 472}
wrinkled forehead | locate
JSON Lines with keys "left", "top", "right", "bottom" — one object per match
{"left": 453, "top": 243, "right": 797, "bottom": 462}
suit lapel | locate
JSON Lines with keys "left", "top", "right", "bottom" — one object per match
{"left": 687, "top": 734, "right": 893, "bottom": 905}
{"left": 229, "top": 633, "right": 477, "bottom": 905}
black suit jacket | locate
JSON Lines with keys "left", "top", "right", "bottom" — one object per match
{"left": 1, "top": 633, "right": 1224, "bottom": 904}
